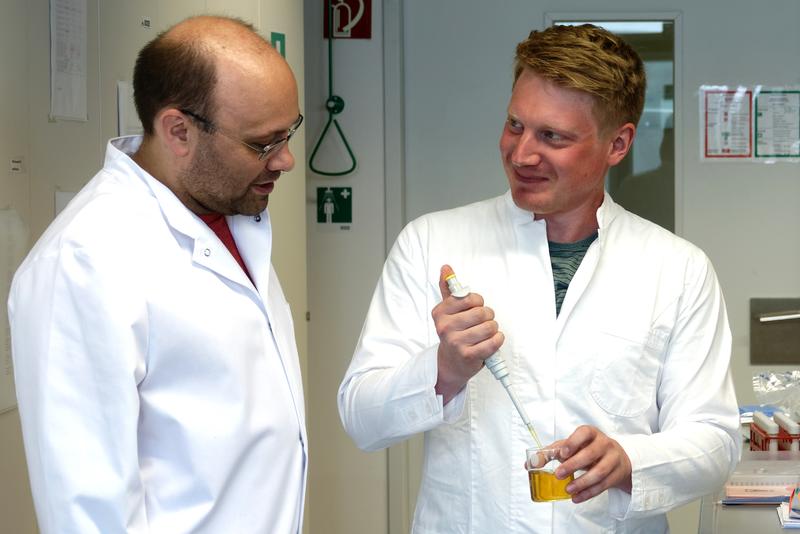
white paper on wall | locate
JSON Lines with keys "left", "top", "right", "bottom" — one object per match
{"left": 117, "top": 81, "right": 143, "bottom": 136}
{"left": 755, "top": 90, "right": 800, "bottom": 159}
{"left": 701, "top": 86, "right": 753, "bottom": 159}
{"left": 50, "top": 0, "right": 88, "bottom": 121}
{"left": 700, "top": 85, "right": 800, "bottom": 163}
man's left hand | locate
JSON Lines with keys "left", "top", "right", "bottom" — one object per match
{"left": 554, "top": 425, "right": 632, "bottom": 504}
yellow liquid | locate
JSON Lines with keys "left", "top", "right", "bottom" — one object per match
{"left": 529, "top": 470, "right": 573, "bottom": 502}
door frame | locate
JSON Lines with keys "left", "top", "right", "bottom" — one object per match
{"left": 545, "top": 11, "right": 684, "bottom": 235}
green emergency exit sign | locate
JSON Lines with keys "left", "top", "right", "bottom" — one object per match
{"left": 317, "top": 187, "right": 352, "bottom": 225}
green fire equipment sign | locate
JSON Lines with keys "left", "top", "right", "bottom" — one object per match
{"left": 317, "top": 187, "right": 352, "bottom": 226}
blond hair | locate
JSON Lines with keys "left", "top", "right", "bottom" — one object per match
{"left": 514, "top": 24, "right": 646, "bottom": 131}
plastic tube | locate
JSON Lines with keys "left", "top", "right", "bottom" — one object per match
{"left": 443, "top": 268, "right": 542, "bottom": 447}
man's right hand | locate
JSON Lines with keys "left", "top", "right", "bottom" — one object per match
{"left": 432, "top": 265, "right": 505, "bottom": 404}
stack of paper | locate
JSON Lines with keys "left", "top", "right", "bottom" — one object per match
{"left": 777, "top": 502, "right": 800, "bottom": 528}
{"left": 724, "top": 452, "right": 800, "bottom": 504}
{"left": 725, "top": 482, "right": 795, "bottom": 504}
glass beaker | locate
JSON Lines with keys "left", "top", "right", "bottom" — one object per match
{"left": 526, "top": 447, "right": 574, "bottom": 502}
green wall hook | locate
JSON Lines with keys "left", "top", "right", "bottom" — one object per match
{"left": 309, "top": 114, "right": 357, "bottom": 176}
{"left": 309, "top": 0, "right": 358, "bottom": 176}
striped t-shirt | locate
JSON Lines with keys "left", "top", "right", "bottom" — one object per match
{"left": 549, "top": 232, "right": 598, "bottom": 316}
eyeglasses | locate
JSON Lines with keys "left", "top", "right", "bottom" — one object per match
{"left": 180, "top": 109, "right": 303, "bottom": 161}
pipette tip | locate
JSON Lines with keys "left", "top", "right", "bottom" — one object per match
{"left": 527, "top": 424, "right": 543, "bottom": 449}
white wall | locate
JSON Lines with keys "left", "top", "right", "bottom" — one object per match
{"left": 0, "top": 2, "right": 306, "bottom": 532}
{"left": 304, "top": 1, "right": 800, "bottom": 533}
{"left": 677, "top": 2, "right": 800, "bottom": 405}
{"left": 303, "top": 0, "right": 391, "bottom": 532}
{"left": 1, "top": 2, "right": 49, "bottom": 531}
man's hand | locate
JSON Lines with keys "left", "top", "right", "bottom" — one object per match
{"left": 432, "top": 265, "right": 504, "bottom": 403}
{"left": 554, "top": 425, "right": 632, "bottom": 503}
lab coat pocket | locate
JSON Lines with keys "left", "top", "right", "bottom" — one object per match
{"left": 589, "top": 329, "right": 667, "bottom": 418}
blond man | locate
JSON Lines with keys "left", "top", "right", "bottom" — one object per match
{"left": 339, "top": 24, "right": 739, "bottom": 533}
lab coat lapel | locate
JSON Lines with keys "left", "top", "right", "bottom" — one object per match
{"left": 554, "top": 242, "right": 599, "bottom": 339}
{"left": 553, "top": 193, "right": 620, "bottom": 340}
{"left": 137, "top": 168, "right": 256, "bottom": 291}
{"left": 227, "top": 212, "right": 271, "bottom": 300}
{"left": 175, "top": 215, "right": 255, "bottom": 291}
{"left": 230, "top": 212, "right": 307, "bottom": 440}
{"left": 190, "top": 233, "right": 255, "bottom": 290}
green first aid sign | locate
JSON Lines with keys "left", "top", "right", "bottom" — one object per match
{"left": 317, "top": 187, "right": 352, "bottom": 224}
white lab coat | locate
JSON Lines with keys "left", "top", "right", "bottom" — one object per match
{"left": 339, "top": 191, "right": 740, "bottom": 533}
{"left": 9, "top": 136, "right": 307, "bottom": 534}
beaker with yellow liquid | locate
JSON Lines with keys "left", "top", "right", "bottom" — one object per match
{"left": 526, "top": 447, "right": 574, "bottom": 502}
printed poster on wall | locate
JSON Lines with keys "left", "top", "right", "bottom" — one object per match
{"left": 50, "top": 0, "right": 88, "bottom": 121}
{"left": 755, "top": 90, "right": 800, "bottom": 158}
{"left": 702, "top": 86, "right": 752, "bottom": 159}
{"left": 701, "top": 85, "right": 800, "bottom": 162}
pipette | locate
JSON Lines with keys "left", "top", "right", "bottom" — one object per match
{"left": 443, "top": 267, "right": 543, "bottom": 448}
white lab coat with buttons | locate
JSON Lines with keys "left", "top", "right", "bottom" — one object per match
{"left": 9, "top": 136, "right": 307, "bottom": 534}
{"left": 338, "top": 191, "right": 740, "bottom": 533}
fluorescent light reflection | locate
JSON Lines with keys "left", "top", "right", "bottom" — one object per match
{"left": 556, "top": 21, "right": 665, "bottom": 35}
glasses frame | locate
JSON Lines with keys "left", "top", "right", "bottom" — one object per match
{"left": 180, "top": 109, "right": 303, "bottom": 161}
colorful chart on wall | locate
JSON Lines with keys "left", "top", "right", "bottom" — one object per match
{"left": 701, "top": 85, "right": 800, "bottom": 162}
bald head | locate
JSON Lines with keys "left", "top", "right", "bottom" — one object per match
{"left": 132, "top": 15, "right": 290, "bottom": 136}
{"left": 166, "top": 16, "right": 279, "bottom": 62}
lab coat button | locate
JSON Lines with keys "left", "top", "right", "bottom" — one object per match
{"left": 204, "top": 248, "right": 211, "bottom": 257}
{"left": 255, "top": 215, "right": 262, "bottom": 222}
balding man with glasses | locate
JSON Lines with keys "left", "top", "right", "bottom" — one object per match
{"left": 9, "top": 15, "right": 307, "bottom": 534}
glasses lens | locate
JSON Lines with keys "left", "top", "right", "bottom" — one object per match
{"left": 259, "top": 139, "right": 286, "bottom": 160}
{"left": 256, "top": 116, "right": 302, "bottom": 160}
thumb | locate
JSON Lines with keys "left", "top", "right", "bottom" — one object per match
{"left": 439, "top": 264, "right": 454, "bottom": 299}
